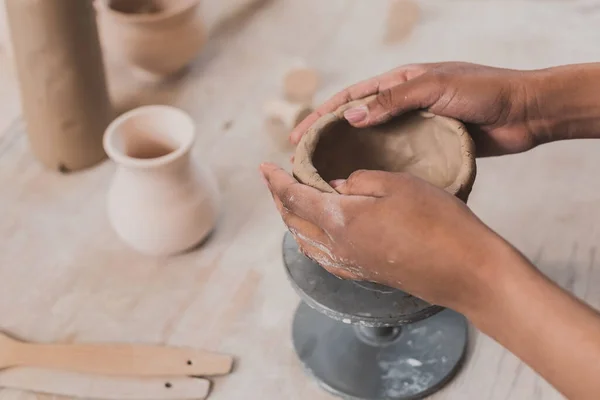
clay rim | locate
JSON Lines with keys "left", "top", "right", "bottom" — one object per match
{"left": 293, "top": 97, "right": 476, "bottom": 197}
{"left": 103, "top": 105, "right": 195, "bottom": 169}
{"left": 95, "top": 0, "right": 200, "bottom": 24}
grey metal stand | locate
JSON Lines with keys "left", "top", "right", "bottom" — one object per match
{"left": 282, "top": 232, "right": 468, "bottom": 400}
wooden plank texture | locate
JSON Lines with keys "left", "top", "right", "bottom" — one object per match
{"left": 1, "top": 0, "right": 600, "bottom": 399}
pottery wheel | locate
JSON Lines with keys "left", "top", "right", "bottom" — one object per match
{"left": 292, "top": 303, "right": 467, "bottom": 400}
{"left": 282, "top": 231, "right": 443, "bottom": 327}
{"left": 283, "top": 231, "right": 468, "bottom": 400}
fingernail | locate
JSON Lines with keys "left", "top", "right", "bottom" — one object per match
{"left": 329, "top": 179, "right": 346, "bottom": 188}
{"left": 259, "top": 162, "right": 278, "bottom": 172}
{"left": 344, "top": 106, "right": 368, "bottom": 124}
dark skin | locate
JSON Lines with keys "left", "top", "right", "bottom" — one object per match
{"left": 261, "top": 62, "right": 600, "bottom": 399}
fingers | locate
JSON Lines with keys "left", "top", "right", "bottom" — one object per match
{"left": 259, "top": 163, "right": 364, "bottom": 281}
{"left": 343, "top": 74, "right": 444, "bottom": 128}
{"left": 260, "top": 162, "right": 342, "bottom": 230}
{"left": 333, "top": 170, "right": 398, "bottom": 197}
{"left": 293, "top": 235, "right": 359, "bottom": 280}
{"left": 289, "top": 82, "right": 378, "bottom": 145}
{"left": 261, "top": 163, "right": 334, "bottom": 256}
{"left": 288, "top": 64, "right": 432, "bottom": 145}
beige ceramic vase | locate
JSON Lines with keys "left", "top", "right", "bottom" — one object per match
{"left": 103, "top": 105, "right": 219, "bottom": 256}
{"left": 95, "top": 0, "right": 206, "bottom": 79}
{"left": 294, "top": 94, "right": 476, "bottom": 201}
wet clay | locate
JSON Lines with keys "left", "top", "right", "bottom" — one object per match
{"left": 293, "top": 95, "right": 476, "bottom": 201}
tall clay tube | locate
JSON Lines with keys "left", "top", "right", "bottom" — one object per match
{"left": 5, "top": 0, "right": 113, "bottom": 172}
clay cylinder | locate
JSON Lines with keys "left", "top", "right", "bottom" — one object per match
{"left": 5, "top": 0, "right": 113, "bottom": 172}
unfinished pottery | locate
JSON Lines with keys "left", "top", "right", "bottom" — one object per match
{"left": 103, "top": 105, "right": 219, "bottom": 256}
{"left": 6, "top": 0, "right": 113, "bottom": 172}
{"left": 293, "top": 95, "right": 476, "bottom": 201}
{"left": 95, "top": 0, "right": 206, "bottom": 79}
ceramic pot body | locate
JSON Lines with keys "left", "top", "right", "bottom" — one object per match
{"left": 104, "top": 105, "right": 219, "bottom": 256}
{"left": 293, "top": 94, "right": 476, "bottom": 201}
{"left": 96, "top": 0, "right": 206, "bottom": 78}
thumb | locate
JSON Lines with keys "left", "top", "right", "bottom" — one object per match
{"left": 343, "top": 74, "right": 443, "bottom": 128}
{"left": 333, "top": 170, "right": 399, "bottom": 197}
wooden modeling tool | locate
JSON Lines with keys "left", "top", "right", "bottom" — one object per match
{"left": 0, "top": 367, "right": 211, "bottom": 399}
{"left": 0, "top": 332, "right": 233, "bottom": 377}
{"left": 264, "top": 99, "right": 313, "bottom": 131}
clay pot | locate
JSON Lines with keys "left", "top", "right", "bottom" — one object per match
{"left": 103, "top": 105, "right": 219, "bottom": 256}
{"left": 95, "top": 0, "right": 206, "bottom": 79}
{"left": 293, "top": 95, "right": 476, "bottom": 201}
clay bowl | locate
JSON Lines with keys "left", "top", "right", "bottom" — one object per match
{"left": 95, "top": 0, "right": 206, "bottom": 80}
{"left": 293, "top": 95, "right": 476, "bottom": 202}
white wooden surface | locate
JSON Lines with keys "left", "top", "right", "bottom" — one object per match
{"left": 1, "top": 0, "right": 600, "bottom": 399}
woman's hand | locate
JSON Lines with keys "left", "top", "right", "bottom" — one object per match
{"left": 260, "top": 162, "right": 523, "bottom": 312}
{"left": 290, "top": 62, "right": 541, "bottom": 157}
{"left": 292, "top": 62, "right": 600, "bottom": 155}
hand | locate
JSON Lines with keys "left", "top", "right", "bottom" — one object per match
{"left": 260, "top": 162, "right": 520, "bottom": 312}
{"left": 290, "top": 62, "right": 543, "bottom": 157}
{"left": 261, "top": 163, "right": 600, "bottom": 399}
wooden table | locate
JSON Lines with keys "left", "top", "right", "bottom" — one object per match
{"left": 1, "top": 0, "right": 599, "bottom": 398}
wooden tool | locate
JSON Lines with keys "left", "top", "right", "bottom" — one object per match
{"left": 264, "top": 99, "right": 313, "bottom": 130}
{"left": 0, "top": 367, "right": 211, "bottom": 399}
{"left": 0, "top": 333, "right": 233, "bottom": 377}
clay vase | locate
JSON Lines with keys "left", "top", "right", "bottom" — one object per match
{"left": 95, "top": 0, "right": 206, "bottom": 79}
{"left": 103, "top": 105, "right": 219, "bottom": 256}
{"left": 293, "top": 94, "right": 476, "bottom": 201}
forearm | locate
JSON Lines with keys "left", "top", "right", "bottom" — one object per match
{"left": 526, "top": 63, "right": 600, "bottom": 144}
{"left": 464, "top": 245, "right": 600, "bottom": 400}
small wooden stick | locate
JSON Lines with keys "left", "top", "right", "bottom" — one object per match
{"left": 264, "top": 99, "right": 313, "bottom": 130}
{"left": 0, "top": 333, "right": 234, "bottom": 377}
{"left": 0, "top": 367, "right": 211, "bottom": 399}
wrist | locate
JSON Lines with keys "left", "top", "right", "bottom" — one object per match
{"left": 524, "top": 63, "right": 600, "bottom": 144}
{"left": 456, "top": 237, "right": 538, "bottom": 324}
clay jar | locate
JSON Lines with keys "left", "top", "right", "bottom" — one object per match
{"left": 293, "top": 95, "right": 476, "bottom": 201}
{"left": 95, "top": 0, "right": 206, "bottom": 79}
{"left": 103, "top": 105, "right": 219, "bottom": 256}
